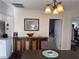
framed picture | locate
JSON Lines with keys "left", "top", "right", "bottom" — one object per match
{"left": 24, "top": 18, "right": 39, "bottom": 31}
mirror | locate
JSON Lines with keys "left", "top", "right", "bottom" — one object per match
{"left": 24, "top": 18, "right": 39, "bottom": 31}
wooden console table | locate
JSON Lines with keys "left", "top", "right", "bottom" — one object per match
{"left": 13, "top": 37, "right": 48, "bottom": 53}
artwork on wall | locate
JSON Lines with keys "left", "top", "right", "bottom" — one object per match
{"left": 24, "top": 18, "right": 39, "bottom": 31}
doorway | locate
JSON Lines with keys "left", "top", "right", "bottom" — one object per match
{"left": 49, "top": 19, "right": 62, "bottom": 50}
{"left": 71, "top": 17, "right": 79, "bottom": 50}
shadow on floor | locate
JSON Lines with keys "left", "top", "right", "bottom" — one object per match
{"left": 9, "top": 51, "right": 22, "bottom": 59}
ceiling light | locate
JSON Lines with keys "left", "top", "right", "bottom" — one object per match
{"left": 44, "top": 0, "right": 64, "bottom": 15}
{"left": 45, "top": 4, "right": 52, "bottom": 14}
{"left": 57, "top": 2, "right": 64, "bottom": 13}
{"left": 53, "top": 8, "right": 59, "bottom": 15}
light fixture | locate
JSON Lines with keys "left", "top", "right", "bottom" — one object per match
{"left": 57, "top": 2, "right": 64, "bottom": 13}
{"left": 53, "top": 8, "right": 59, "bottom": 15}
{"left": 44, "top": 0, "right": 64, "bottom": 15}
{"left": 45, "top": 4, "right": 52, "bottom": 14}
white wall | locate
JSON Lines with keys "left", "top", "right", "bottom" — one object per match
{"left": 0, "top": 0, "right": 14, "bottom": 37}
{"left": 14, "top": 8, "right": 63, "bottom": 37}
{"left": 0, "top": 0, "right": 14, "bottom": 52}
{"left": 0, "top": 0, "right": 13, "bottom": 16}
{"left": 14, "top": 8, "right": 79, "bottom": 50}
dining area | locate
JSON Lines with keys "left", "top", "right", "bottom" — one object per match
{"left": 9, "top": 33, "right": 78, "bottom": 59}
{"left": 11, "top": 34, "right": 79, "bottom": 59}
{"left": 12, "top": 33, "right": 79, "bottom": 59}
{"left": 10, "top": 18, "right": 79, "bottom": 59}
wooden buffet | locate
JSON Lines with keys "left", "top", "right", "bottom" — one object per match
{"left": 13, "top": 37, "right": 48, "bottom": 53}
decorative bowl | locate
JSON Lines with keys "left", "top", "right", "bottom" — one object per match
{"left": 42, "top": 50, "right": 59, "bottom": 58}
{"left": 27, "top": 33, "right": 34, "bottom": 37}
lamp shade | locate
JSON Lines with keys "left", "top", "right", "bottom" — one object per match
{"left": 53, "top": 8, "right": 59, "bottom": 15}
{"left": 57, "top": 3, "right": 64, "bottom": 13}
{"left": 45, "top": 4, "right": 52, "bottom": 14}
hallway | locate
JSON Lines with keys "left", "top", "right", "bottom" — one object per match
{"left": 42, "top": 36, "right": 56, "bottom": 50}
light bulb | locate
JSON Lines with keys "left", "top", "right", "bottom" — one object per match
{"left": 53, "top": 8, "right": 59, "bottom": 15}
{"left": 45, "top": 5, "right": 52, "bottom": 14}
{"left": 57, "top": 3, "right": 64, "bottom": 13}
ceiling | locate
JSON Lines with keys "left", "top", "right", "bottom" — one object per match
{"left": 1, "top": 0, "right": 79, "bottom": 11}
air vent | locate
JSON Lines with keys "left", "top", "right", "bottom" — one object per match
{"left": 12, "top": 3, "right": 24, "bottom": 8}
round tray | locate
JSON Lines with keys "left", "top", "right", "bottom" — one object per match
{"left": 42, "top": 50, "right": 59, "bottom": 58}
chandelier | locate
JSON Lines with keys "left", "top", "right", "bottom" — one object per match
{"left": 44, "top": 0, "right": 64, "bottom": 15}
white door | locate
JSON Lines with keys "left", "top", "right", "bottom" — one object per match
{"left": 54, "top": 20, "right": 62, "bottom": 50}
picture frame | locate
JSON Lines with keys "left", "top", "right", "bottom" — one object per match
{"left": 24, "top": 18, "right": 39, "bottom": 31}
